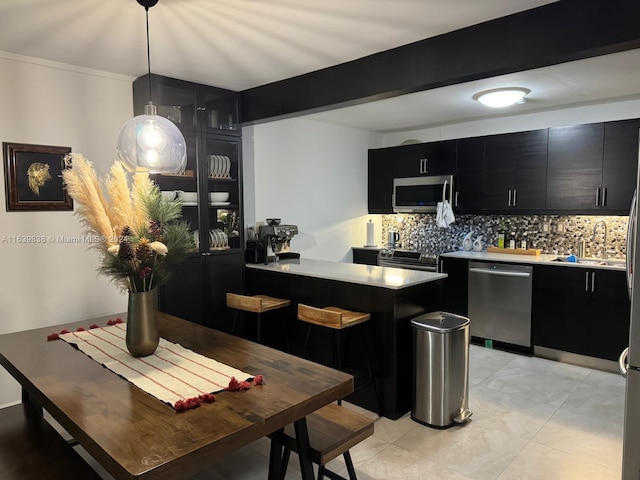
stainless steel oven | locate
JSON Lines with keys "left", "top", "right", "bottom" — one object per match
{"left": 378, "top": 249, "right": 438, "bottom": 272}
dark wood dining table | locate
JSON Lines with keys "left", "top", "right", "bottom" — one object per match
{"left": 0, "top": 312, "right": 353, "bottom": 480}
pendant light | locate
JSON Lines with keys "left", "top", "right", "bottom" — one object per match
{"left": 116, "top": 0, "right": 187, "bottom": 174}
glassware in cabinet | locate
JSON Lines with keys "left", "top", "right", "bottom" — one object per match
{"left": 198, "top": 86, "right": 240, "bottom": 136}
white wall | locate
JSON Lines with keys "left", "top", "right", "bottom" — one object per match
{"left": 243, "top": 118, "right": 383, "bottom": 262}
{"left": 382, "top": 98, "right": 640, "bottom": 146}
{"left": 0, "top": 52, "right": 134, "bottom": 406}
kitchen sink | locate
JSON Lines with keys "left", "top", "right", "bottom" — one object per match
{"left": 552, "top": 257, "right": 625, "bottom": 268}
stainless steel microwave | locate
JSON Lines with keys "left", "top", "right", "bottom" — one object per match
{"left": 392, "top": 174, "right": 454, "bottom": 213}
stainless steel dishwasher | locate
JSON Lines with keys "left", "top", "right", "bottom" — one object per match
{"left": 467, "top": 261, "right": 533, "bottom": 347}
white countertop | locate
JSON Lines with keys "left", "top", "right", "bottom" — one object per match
{"left": 246, "top": 258, "right": 447, "bottom": 290}
{"left": 441, "top": 250, "right": 626, "bottom": 270}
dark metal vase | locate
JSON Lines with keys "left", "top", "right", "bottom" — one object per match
{"left": 126, "top": 289, "right": 159, "bottom": 357}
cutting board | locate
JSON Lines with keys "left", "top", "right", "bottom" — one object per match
{"left": 486, "top": 246, "right": 542, "bottom": 256}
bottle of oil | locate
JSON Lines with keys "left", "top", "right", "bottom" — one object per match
{"left": 508, "top": 232, "right": 516, "bottom": 249}
{"left": 497, "top": 224, "right": 506, "bottom": 248}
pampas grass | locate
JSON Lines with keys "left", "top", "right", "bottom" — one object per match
{"left": 104, "top": 161, "right": 135, "bottom": 237}
{"left": 62, "top": 154, "right": 194, "bottom": 292}
{"left": 62, "top": 153, "right": 115, "bottom": 252}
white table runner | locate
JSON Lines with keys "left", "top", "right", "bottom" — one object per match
{"left": 59, "top": 323, "right": 254, "bottom": 410}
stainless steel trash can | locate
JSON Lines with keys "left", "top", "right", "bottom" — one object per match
{"left": 411, "top": 311, "right": 472, "bottom": 428}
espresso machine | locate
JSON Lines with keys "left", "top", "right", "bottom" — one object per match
{"left": 245, "top": 219, "right": 299, "bottom": 264}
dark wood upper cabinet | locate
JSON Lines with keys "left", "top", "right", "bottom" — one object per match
{"left": 602, "top": 118, "right": 640, "bottom": 212}
{"left": 367, "top": 147, "right": 395, "bottom": 214}
{"left": 455, "top": 137, "right": 484, "bottom": 213}
{"left": 547, "top": 121, "right": 639, "bottom": 214}
{"left": 547, "top": 123, "right": 605, "bottom": 212}
{"left": 134, "top": 74, "right": 240, "bottom": 138}
{"left": 483, "top": 129, "right": 548, "bottom": 212}
{"left": 394, "top": 141, "right": 457, "bottom": 178}
{"left": 367, "top": 119, "right": 639, "bottom": 215}
{"left": 367, "top": 140, "right": 457, "bottom": 214}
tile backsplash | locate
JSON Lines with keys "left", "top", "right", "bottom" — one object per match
{"left": 381, "top": 214, "right": 629, "bottom": 259}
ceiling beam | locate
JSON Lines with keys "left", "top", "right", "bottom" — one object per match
{"left": 240, "top": 0, "right": 640, "bottom": 125}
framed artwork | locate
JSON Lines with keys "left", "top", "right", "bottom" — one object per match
{"left": 3, "top": 142, "right": 73, "bottom": 211}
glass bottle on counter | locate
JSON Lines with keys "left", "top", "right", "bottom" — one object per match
{"left": 520, "top": 232, "right": 528, "bottom": 250}
{"left": 508, "top": 232, "right": 516, "bottom": 249}
{"left": 497, "top": 225, "right": 506, "bottom": 248}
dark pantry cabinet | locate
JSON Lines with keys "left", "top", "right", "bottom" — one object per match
{"left": 133, "top": 74, "right": 244, "bottom": 330}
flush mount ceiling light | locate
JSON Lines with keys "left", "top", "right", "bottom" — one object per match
{"left": 473, "top": 87, "right": 531, "bottom": 108}
{"left": 116, "top": 0, "right": 186, "bottom": 174}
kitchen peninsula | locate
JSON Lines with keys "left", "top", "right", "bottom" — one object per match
{"left": 245, "top": 258, "right": 447, "bottom": 419}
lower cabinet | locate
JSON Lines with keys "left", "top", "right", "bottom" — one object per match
{"left": 439, "top": 256, "right": 469, "bottom": 316}
{"left": 532, "top": 265, "right": 630, "bottom": 361}
{"left": 352, "top": 248, "right": 379, "bottom": 266}
{"left": 158, "top": 251, "right": 243, "bottom": 332}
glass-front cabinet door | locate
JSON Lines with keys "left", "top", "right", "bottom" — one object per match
{"left": 202, "top": 136, "right": 241, "bottom": 251}
{"left": 133, "top": 74, "right": 242, "bottom": 256}
{"left": 198, "top": 86, "right": 240, "bottom": 136}
{"left": 134, "top": 75, "right": 198, "bottom": 132}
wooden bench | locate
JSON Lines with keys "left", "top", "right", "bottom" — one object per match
{"left": 0, "top": 403, "right": 102, "bottom": 480}
{"left": 276, "top": 403, "right": 374, "bottom": 480}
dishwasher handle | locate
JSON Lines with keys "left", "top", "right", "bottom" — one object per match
{"left": 468, "top": 267, "right": 531, "bottom": 278}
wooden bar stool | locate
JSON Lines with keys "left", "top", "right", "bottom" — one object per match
{"left": 298, "top": 304, "right": 382, "bottom": 416}
{"left": 273, "top": 403, "right": 374, "bottom": 480}
{"left": 226, "top": 293, "right": 291, "bottom": 344}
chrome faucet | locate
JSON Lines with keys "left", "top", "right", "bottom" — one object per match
{"left": 592, "top": 219, "right": 608, "bottom": 259}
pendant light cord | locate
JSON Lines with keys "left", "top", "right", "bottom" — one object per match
{"left": 145, "top": 6, "right": 152, "bottom": 103}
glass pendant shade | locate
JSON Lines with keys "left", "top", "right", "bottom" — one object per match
{"left": 117, "top": 102, "right": 187, "bottom": 174}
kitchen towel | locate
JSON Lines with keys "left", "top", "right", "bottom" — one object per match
{"left": 59, "top": 324, "right": 254, "bottom": 410}
{"left": 436, "top": 200, "right": 455, "bottom": 228}
{"left": 436, "top": 180, "right": 455, "bottom": 228}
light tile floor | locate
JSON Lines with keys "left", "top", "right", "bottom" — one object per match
{"left": 79, "top": 344, "right": 626, "bottom": 480}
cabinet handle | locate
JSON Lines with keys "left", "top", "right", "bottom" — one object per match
{"left": 601, "top": 187, "right": 607, "bottom": 207}
{"left": 420, "top": 158, "right": 428, "bottom": 174}
{"left": 592, "top": 271, "right": 596, "bottom": 292}
{"left": 513, "top": 189, "right": 517, "bottom": 206}
{"left": 455, "top": 191, "right": 459, "bottom": 208}
{"left": 585, "top": 271, "right": 589, "bottom": 292}
{"left": 508, "top": 189, "right": 512, "bottom": 207}
{"left": 595, "top": 187, "right": 601, "bottom": 206}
